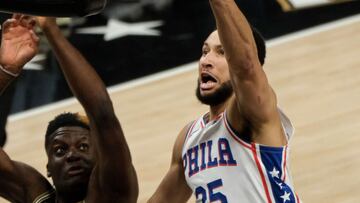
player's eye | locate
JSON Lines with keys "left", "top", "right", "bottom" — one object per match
{"left": 54, "top": 146, "right": 66, "bottom": 157}
{"left": 202, "top": 47, "right": 209, "bottom": 56}
{"left": 218, "top": 48, "right": 225, "bottom": 55}
{"left": 79, "top": 143, "right": 89, "bottom": 152}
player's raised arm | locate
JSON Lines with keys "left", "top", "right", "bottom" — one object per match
{"left": 209, "top": 0, "right": 286, "bottom": 146}
{"left": 0, "top": 15, "right": 54, "bottom": 203}
{"left": 0, "top": 14, "right": 39, "bottom": 94}
{"left": 37, "top": 17, "right": 138, "bottom": 202}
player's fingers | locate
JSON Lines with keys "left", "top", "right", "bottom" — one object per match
{"left": 28, "top": 18, "right": 37, "bottom": 29}
{"left": 1, "top": 19, "right": 17, "bottom": 32}
{"left": 20, "top": 15, "right": 32, "bottom": 21}
{"left": 12, "top": 13, "right": 22, "bottom": 20}
{"left": 29, "top": 29, "right": 40, "bottom": 44}
{"left": 20, "top": 15, "right": 35, "bottom": 28}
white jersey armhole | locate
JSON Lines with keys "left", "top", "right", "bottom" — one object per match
{"left": 278, "top": 107, "right": 295, "bottom": 142}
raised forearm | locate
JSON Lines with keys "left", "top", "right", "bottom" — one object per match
{"left": 41, "top": 24, "right": 111, "bottom": 115}
{"left": 0, "top": 68, "right": 14, "bottom": 95}
{"left": 42, "top": 22, "right": 138, "bottom": 199}
{"left": 0, "top": 15, "right": 38, "bottom": 95}
{"left": 209, "top": 0, "right": 275, "bottom": 123}
{"left": 209, "top": 0, "right": 258, "bottom": 72}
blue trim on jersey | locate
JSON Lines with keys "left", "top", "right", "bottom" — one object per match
{"left": 259, "top": 145, "right": 296, "bottom": 203}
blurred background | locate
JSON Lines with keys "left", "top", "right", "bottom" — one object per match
{"left": 0, "top": 0, "right": 359, "bottom": 145}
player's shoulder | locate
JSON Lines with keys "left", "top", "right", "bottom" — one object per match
{"left": 179, "top": 119, "right": 199, "bottom": 141}
{"left": 16, "top": 161, "right": 53, "bottom": 188}
{"left": 3, "top": 161, "right": 54, "bottom": 203}
{"left": 172, "top": 120, "right": 197, "bottom": 156}
{"left": 14, "top": 161, "right": 44, "bottom": 176}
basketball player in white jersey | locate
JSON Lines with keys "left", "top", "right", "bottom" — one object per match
{"left": 0, "top": 15, "right": 138, "bottom": 203}
{"left": 148, "top": 0, "right": 301, "bottom": 202}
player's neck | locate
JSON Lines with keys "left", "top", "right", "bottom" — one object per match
{"left": 55, "top": 188, "right": 86, "bottom": 203}
{"left": 56, "top": 196, "right": 84, "bottom": 203}
{"left": 208, "top": 102, "right": 227, "bottom": 121}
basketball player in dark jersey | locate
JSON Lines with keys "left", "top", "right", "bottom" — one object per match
{"left": 0, "top": 14, "right": 138, "bottom": 203}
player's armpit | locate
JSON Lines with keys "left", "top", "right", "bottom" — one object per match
{"left": 226, "top": 95, "right": 288, "bottom": 147}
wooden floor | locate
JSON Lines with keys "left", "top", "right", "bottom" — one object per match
{"left": 2, "top": 14, "right": 360, "bottom": 203}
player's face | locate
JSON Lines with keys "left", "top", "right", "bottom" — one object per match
{"left": 197, "top": 31, "right": 233, "bottom": 105}
{"left": 46, "top": 126, "right": 95, "bottom": 193}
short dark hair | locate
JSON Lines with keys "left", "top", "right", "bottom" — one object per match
{"left": 45, "top": 112, "right": 90, "bottom": 149}
{"left": 211, "top": 25, "right": 266, "bottom": 66}
{"left": 250, "top": 26, "right": 266, "bottom": 66}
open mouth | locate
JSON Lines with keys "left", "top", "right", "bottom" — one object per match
{"left": 67, "top": 166, "right": 85, "bottom": 176}
{"left": 200, "top": 72, "right": 217, "bottom": 90}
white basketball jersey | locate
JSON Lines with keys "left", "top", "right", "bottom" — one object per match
{"left": 182, "top": 109, "right": 301, "bottom": 203}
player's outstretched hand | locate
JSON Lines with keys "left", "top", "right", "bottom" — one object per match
{"left": 0, "top": 14, "right": 39, "bottom": 77}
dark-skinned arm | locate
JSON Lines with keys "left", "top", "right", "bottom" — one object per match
{"left": 37, "top": 18, "right": 138, "bottom": 202}
{"left": 0, "top": 15, "right": 38, "bottom": 94}
{"left": 0, "top": 69, "right": 14, "bottom": 95}
{"left": 0, "top": 15, "right": 53, "bottom": 203}
{"left": 209, "top": 0, "right": 286, "bottom": 146}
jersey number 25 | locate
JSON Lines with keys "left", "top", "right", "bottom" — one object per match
{"left": 195, "top": 179, "right": 228, "bottom": 203}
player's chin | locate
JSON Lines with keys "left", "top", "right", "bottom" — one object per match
{"left": 64, "top": 169, "right": 91, "bottom": 182}
{"left": 65, "top": 175, "right": 90, "bottom": 188}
